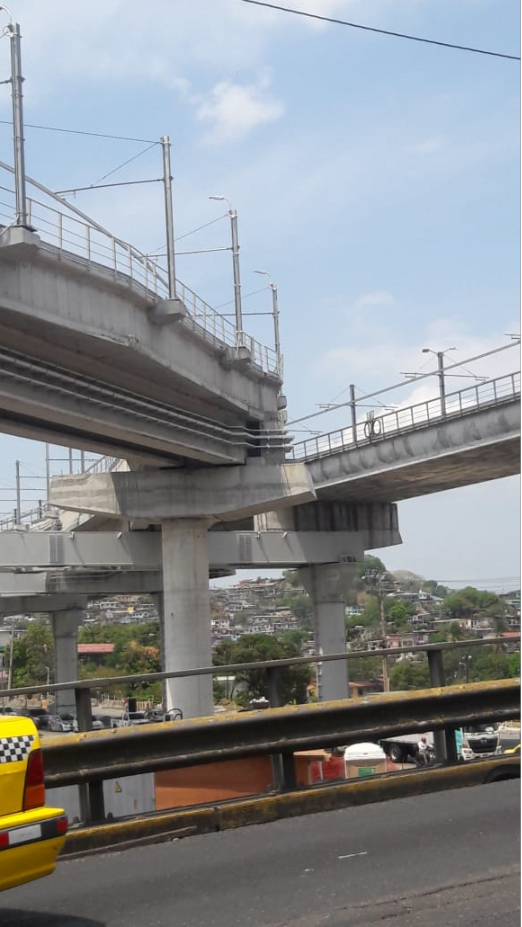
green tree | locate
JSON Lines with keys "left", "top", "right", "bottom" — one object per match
{"left": 10, "top": 621, "right": 54, "bottom": 689}
{"left": 213, "top": 634, "right": 312, "bottom": 706}
{"left": 390, "top": 659, "right": 430, "bottom": 691}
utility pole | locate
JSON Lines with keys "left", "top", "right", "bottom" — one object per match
{"left": 45, "top": 444, "right": 51, "bottom": 500}
{"left": 349, "top": 384, "right": 357, "bottom": 444}
{"left": 229, "top": 207, "right": 243, "bottom": 346}
{"left": 270, "top": 282, "right": 280, "bottom": 360}
{"left": 160, "top": 135, "right": 177, "bottom": 300}
{"left": 15, "top": 459, "right": 21, "bottom": 525}
{"left": 436, "top": 351, "right": 446, "bottom": 417}
{"left": 364, "top": 570, "right": 393, "bottom": 693}
{"left": 5, "top": 17, "right": 28, "bottom": 226}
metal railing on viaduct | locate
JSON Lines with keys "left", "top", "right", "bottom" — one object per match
{"left": 287, "top": 371, "right": 520, "bottom": 461}
{"left": 0, "top": 162, "right": 280, "bottom": 376}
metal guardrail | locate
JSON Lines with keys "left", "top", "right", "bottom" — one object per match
{"left": 0, "top": 165, "right": 280, "bottom": 377}
{"left": 287, "top": 371, "right": 521, "bottom": 461}
{"left": 42, "top": 680, "right": 519, "bottom": 790}
{"left": 0, "top": 638, "right": 512, "bottom": 827}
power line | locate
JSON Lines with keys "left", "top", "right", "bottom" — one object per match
{"left": 241, "top": 0, "right": 521, "bottom": 61}
{"left": 288, "top": 341, "right": 519, "bottom": 426}
{"left": 0, "top": 119, "right": 158, "bottom": 143}
{"left": 89, "top": 141, "right": 159, "bottom": 188}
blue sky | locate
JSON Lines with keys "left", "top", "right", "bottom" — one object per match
{"left": 0, "top": 0, "right": 519, "bottom": 591}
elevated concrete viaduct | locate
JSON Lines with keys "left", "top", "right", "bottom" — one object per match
{"left": 0, "top": 227, "right": 285, "bottom": 465}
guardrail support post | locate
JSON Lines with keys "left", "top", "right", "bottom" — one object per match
{"left": 266, "top": 666, "right": 285, "bottom": 790}
{"left": 427, "top": 649, "right": 458, "bottom": 764}
{"left": 75, "top": 687, "right": 105, "bottom": 825}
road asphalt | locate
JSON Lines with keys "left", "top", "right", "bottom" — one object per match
{"left": 1, "top": 778, "right": 519, "bottom": 927}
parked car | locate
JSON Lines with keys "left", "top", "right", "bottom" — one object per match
{"left": 111, "top": 711, "right": 150, "bottom": 728}
{"left": 72, "top": 714, "right": 104, "bottom": 732}
{"left": 0, "top": 714, "right": 68, "bottom": 892}
{"left": 26, "top": 708, "right": 52, "bottom": 731}
{"left": 48, "top": 714, "right": 74, "bottom": 734}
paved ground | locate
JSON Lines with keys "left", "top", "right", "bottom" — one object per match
{"left": 1, "top": 779, "right": 519, "bottom": 927}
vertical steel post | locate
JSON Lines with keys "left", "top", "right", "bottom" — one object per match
{"left": 15, "top": 459, "right": 20, "bottom": 525}
{"left": 437, "top": 352, "right": 446, "bottom": 417}
{"left": 9, "top": 22, "right": 28, "bottom": 227}
{"left": 349, "top": 384, "right": 357, "bottom": 444}
{"left": 45, "top": 444, "right": 51, "bottom": 501}
{"left": 427, "top": 648, "right": 457, "bottom": 763}
{"left": 270, "top": 283, "right": 281, "bottom": 360}
{"left": 75, "top": 687, "right": 105, "bottom": 824}
{"left": 160, "top": 135, "right": 177, "bottom": 300}
{"left": 265, "top": 667, "right": 296, "bottom": 791}
{"left": 229, "top": 209, "right": 243, "bottom": 346}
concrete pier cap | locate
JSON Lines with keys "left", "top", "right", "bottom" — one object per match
{"left": 49, "top": 460, "right": 316, "bottom": 523}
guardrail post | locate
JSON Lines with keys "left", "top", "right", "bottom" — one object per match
{"left": 265, "top": 667, "right": 297, "bottom": 792}
{"left": 75, "top": 687, "right": 105, "bottom": 825}
{"left": 427, "top": 649, "right": 458, "bottom": 764}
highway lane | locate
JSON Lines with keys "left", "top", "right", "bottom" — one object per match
{"left": 1, "top": 780, "right": 519, "bottom": 927}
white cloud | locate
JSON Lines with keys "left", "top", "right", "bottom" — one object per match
{"left": 195, "top": 76, "right": 284, "bottom": 145}
{"left": 350, "top": 291, "right": 395, "bottom": 313}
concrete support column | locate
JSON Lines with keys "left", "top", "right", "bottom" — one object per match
{"left": 299, "top": 563, "right": 358, "bottom": 703}
{"left": 161, "top": 518, "right": 213, "bottom": 718}
{"left": 51, "top": 608, "right": 83, "bottom": 715}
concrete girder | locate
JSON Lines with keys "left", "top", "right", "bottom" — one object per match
{"left": 0, "top": 522, "right": 400, "bottom": 572}
{"left": 0, "top": 571, "right": 164, "bottom": 597}
{"left": 0, "top": 595, "right": 88, "bottom": 615}
{"left": 49, "top": 463, "right": 316, "bottom": 523}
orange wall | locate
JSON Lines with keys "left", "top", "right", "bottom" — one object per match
{"left": 154, "top": 751, "right": 335, "bottom": 810}
{"left": 155, "top": 757, "right": 275, "bottom": 810}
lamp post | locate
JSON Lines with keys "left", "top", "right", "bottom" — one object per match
{"left": 421, "top": 347, "right": 456, "bottom": 417}
{"left": 254, "top": 270, "right": 281, "bottom": 361}
{"left": 209, "top": 195, "right": 243, "bottom": 345}
{"left": 0, "top": 8, "right": 28, "bottom": 227}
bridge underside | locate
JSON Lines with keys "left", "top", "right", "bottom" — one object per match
{"left": 315, "top": 439, "right": 520, "bottom": 502}
{"left": 0, "top": 232, "right": 283, "bottom": 464}
{"left": 306, "top": 401, "right": 520, "bottom": 502}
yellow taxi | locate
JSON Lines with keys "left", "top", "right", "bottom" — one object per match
{"left": 0, "top": 713, "right": 68, "bottom": 892}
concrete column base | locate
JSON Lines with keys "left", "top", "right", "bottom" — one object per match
{"left": 299, "top": 563, "right": 358, "bottom": 703}
{"left": 161, "top": 519, "right": 213, "bottom": 718}
{"left": 51, "top": 608, "right": 84, "bottom": 716}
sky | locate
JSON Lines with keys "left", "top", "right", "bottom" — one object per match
{"left": 0, "top": 0, "right": 519, "bottom": 593}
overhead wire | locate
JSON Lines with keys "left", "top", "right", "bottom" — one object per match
{"left": 0, "top": 119, "right": 158, "bottom": 143}
{"left": 89, "top": 141, "right": 159, "bottom": 188}
{"left": 241, "top": 0, "right": 521, "bottom": 60}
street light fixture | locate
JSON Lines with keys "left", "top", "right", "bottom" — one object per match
{"left": 254, "top": 270, "right": 281, "bottom": 361}
{"left": 209, "top": 195, "right": 243, "bottom": 345}
{"left": 421, "top": 347, "right": 456, "bottom": 417}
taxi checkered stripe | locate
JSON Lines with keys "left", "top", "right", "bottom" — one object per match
{"left": 0, "top": 734, "right": 35, "bottom": 763}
